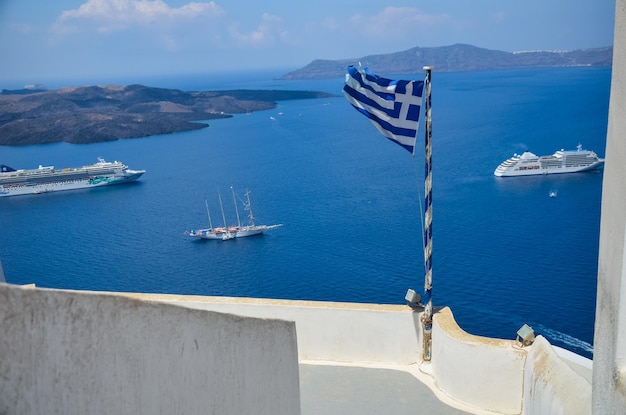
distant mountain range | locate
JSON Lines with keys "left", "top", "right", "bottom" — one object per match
{"left": 279, "top": 44, "right": 613, "bottom": 80}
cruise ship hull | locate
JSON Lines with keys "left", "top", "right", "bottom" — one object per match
{"left": 0, "top": 159, "right": 145, "bottom": 197}
{"left": 494, "top": 160, "right": 604, "bottom": 177}
{"left": 494, "top": 145, "right": 604, "bottom": 177}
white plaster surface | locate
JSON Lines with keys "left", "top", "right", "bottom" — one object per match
{"left": 593, "top": 0, "right": 626, "bottom": 413}
{"left": 0, "top": 284, "right": 301, "bottom": 415}
{"left": 0, "top": 283, "right": 598, "bottom": 415}
{"left": 107, "top": 291, "right": 595, "bottom": 415}
{"left": 128, "top": 294, "right": 424, "bottom": 364}
{"left": 524, "top": 336, "right": 591, "bottom": 415}
{"left": 431, "top": 307, "right": 526, "bottom": 415}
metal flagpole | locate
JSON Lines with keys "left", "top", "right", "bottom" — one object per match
{"left": 422, "top": 66, "right": 433, "bottom": 361}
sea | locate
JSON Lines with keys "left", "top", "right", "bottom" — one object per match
{"left": 0, "top": 66, "right": 610, "bottom": 359}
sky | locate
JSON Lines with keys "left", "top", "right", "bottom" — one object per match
{"left": 0, "top": 0, "right": 617, "bottom": 85}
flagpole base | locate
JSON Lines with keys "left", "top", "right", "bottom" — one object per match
{"left": 421, "top": 313, "right": 432, "bottom": 362}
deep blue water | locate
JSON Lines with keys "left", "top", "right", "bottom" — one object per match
{"left": 0, "top": 67, "right": 610, "bottom": 359}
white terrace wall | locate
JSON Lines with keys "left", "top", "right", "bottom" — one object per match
{"left": 431, "top": 307, "right": 593, "bottom": 415}
{"left": 523, "top": 336, "right": 591, "bottom": 415}
{"left": 431, "top": 307, "right": 527, "bottom": 415}
{"left": 0, "top": 284, "right": 301, "bottom": 415}
{"left": 1, "top": 285, "right": 593, "bottom": 415}
{"left": 129, "top": 293, "right": 424, "bottom": 364}
{"left": 133, "top": 292, "right": 594, "bottom": 415}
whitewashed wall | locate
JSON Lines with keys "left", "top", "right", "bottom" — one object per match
{"left": 121, "top": 292, "right": 596, "bottom": 415}
{"left": 431, "top": 307, "right": 527, "bottom": 415}
{"left": 523, "top": 336, "right": 591, "bottom": 415}
{"left": 593, "top": 0, "right": 626, "bottom": 413}
{"left": 0, "top": 284, "right": 595, "bottom": 415}
{"left": 142, "top": 295, "right": 424, "bottom": 364}
{"left": 141, "top": 293, "right": 594, "bottom": 415}
{"left": 0, "top": 284, "right": 301, "bottom": 415}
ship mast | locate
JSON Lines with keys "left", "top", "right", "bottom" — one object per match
{"left": 245, "top": 190, "right": 256, "bottom": 227}
{"left": 204, "top": 198, "right": 214, "bottom": 230}
{"left": 218, "top": 192, "right": 227, "bottom": 228}
{"left": 231, "top": 186, "right": 242, "bottom": 228}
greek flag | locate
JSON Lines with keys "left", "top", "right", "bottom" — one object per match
{"left": 343, "top": 65, "right": 424, "bottom": 154}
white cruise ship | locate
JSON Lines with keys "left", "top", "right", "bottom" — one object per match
{"left": 0, "top": 157, "right": 145, "bottom": 197}
{"left": 494, "top": 144, "right": 604, "bottom": 177}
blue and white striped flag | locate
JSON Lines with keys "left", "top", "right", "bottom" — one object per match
{"left": 343, "top": 65, "right": 425, "bottom": 154}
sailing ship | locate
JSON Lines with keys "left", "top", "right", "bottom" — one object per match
{"left": 186, "top": 188, "right": 281, "bottom": 241}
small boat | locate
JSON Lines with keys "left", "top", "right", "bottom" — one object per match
{"left": 549, "top": 191, "right": 557, "bottom": 198}
{"left": 186, "top": 188, "right": 281, "bottom": 241}
{"left": 494, "top": 144, "right": 604, "bottom": 177}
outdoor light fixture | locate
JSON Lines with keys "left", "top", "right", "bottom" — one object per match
{"left": 516, "top": 324, "right": 535, "bottom": 346}
{"left": 405, "top": 288, "right": 421, "bottom": 308}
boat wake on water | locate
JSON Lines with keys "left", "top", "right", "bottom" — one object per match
{"left": 534, "top": 325, "right": 594, "bottom": 357}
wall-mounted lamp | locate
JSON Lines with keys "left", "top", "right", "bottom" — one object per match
{"left": 516, "top": 324, "right": 535, "bottom": 346}
{"left": 405, "top": 288, "right": 421, "bottom": 308}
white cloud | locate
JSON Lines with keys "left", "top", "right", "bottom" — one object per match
{"left": 347, "top": 7, "right": 449, "bottom": 38}
{"left": 40, "top": 3, "right": 456, "bottom": 73}
{"left": 53, "top": 0, "right": 224, "bottom": 34}
{"left": 229, "top": 12, "right": 287, "bottom": 46}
